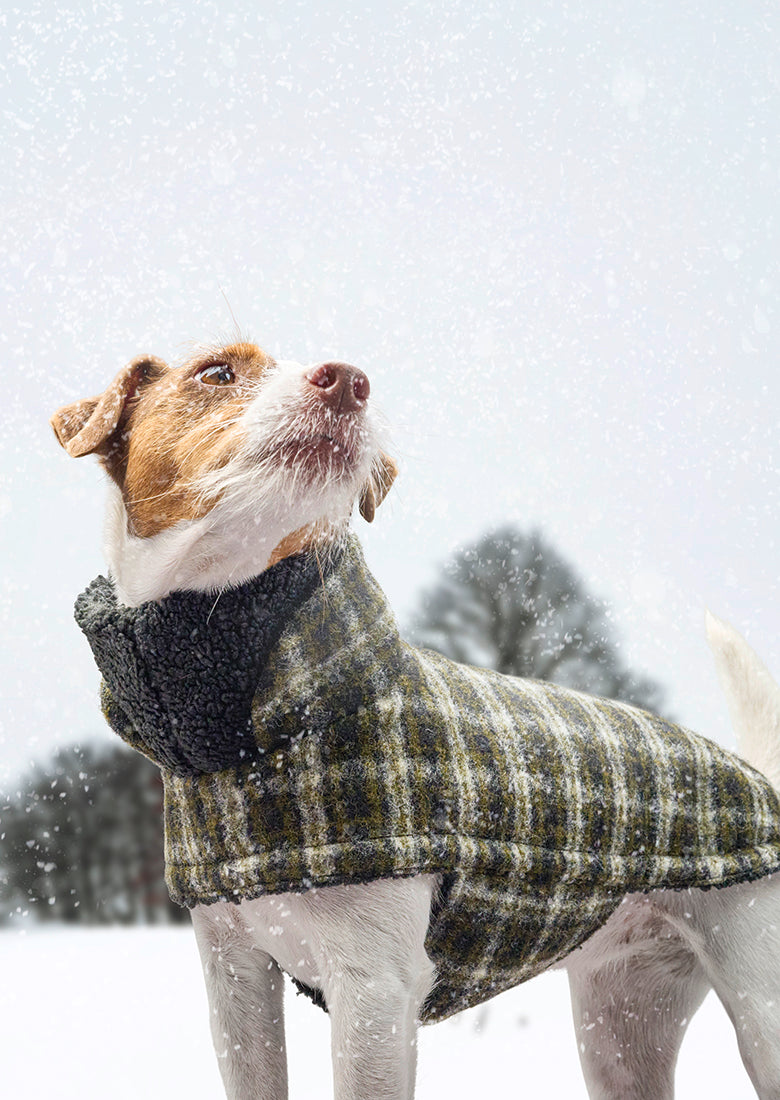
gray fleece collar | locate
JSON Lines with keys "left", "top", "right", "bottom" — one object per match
{"left": 74, "top": 542, "right": 334, "bottom": 775}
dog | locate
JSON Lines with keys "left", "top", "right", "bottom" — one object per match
{"left": 52, "top": 342, "right": 780, "bottom": 1099}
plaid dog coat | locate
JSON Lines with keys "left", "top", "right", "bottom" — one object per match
{"left": 75, "top": 534, "right": 780, "bottom": 1022}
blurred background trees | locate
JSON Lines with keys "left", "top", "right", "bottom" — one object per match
{"left": 1, "top": 744, "right": 186, "bottom": 925}
{"left": 410, "top": 526, "right": 664, "bottom": 713}
{"left": 1, "top": 525, "right": 664, "bottom": 925}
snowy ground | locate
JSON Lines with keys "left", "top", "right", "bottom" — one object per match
{"left": 1, "top": 927, "right": 755, "bottom": 1098}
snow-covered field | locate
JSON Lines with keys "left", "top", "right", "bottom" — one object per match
{"left": 1, "top": 927, "right": 754, "bottom": 1097}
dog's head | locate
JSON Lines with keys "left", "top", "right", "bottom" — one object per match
{"left": 52, "top": 342, "right": 396, "bottom": 604}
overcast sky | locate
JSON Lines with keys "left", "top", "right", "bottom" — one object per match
{"left": 1, "top": 1, "right": 778, "bottom": 790}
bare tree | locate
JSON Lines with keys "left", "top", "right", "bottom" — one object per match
{"left": 409, "top": 526, "right": 664, "bottom": 714}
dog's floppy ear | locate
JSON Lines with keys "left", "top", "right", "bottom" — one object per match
{"left": 359, "top": 452, "right": 398, "bottom": 523}
{"left": 51, "top": 355, "right": 168, "bottom": 458}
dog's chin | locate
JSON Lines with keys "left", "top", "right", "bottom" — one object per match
{"left": 271, "top": 433, "right": 367, "bottom": 484}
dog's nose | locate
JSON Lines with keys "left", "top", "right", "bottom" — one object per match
{"left": 305, "top": 362, "right": 370, "bottom": 413}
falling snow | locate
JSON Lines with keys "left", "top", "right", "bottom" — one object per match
{"left": 1, "top": 2, "right": 779, "bottom": 1095}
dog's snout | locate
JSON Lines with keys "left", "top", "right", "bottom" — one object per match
{"left": 305, "top": 362, "right": 370, "bottom": 413}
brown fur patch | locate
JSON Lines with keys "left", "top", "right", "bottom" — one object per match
{"left": 267, "top": 526, "right": 320, "bottom": 566}
{"left": 115, "top": 344, "right": 274, "bottom": 537}
{"left": 359, "top": 452, "right": 399, "bottom": 522}
{"left": 52, "top": 342, "right": 276, "bottom": 538}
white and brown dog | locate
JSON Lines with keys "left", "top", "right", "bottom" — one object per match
{"left": 53, "top": 342, "right": 780, "bottom": 1100}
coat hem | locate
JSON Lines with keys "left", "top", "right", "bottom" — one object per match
{"left": 164, "top": 832, "right": 780, "bottom": 909}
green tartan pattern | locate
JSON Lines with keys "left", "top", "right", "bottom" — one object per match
{"left": 143, "top": 537, "right": 780, "bottom": 1023}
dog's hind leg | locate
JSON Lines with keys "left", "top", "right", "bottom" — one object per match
{"left": 192, "top": 902, "right": 288, "bottom": 1100}
{"left": 566, "top": 898, "right": 710, "bottom": 1100}
{"left": 657, "top": 875, "right": 780, "bottom": 1100}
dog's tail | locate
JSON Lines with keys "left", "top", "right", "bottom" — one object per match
{"left": 706, "top": 610, "right": 780, "bottom": 789}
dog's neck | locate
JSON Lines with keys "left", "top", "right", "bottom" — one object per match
{"left": 103, "top": 482, "right": 349, "bottom": 608}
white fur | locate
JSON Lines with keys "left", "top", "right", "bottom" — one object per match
{"left": 100, "top": 356, "right": 780, "bottom": 1098}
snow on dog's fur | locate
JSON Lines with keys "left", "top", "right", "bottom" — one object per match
{"left": 53, "top": 341, "right": 780, "bottom": 1100}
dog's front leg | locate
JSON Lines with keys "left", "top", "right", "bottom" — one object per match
{"left": 328, "top": 971, "right": 423, "bottom": 1100}
{"left": 192, "top": 903, "right": 288, "bottom": 1100}
{"left": 311, "top": 877, "right": 437, "bottom": 1100}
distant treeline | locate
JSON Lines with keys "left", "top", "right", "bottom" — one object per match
{"left": 1, "top": 743, "right": 187, "bottom": 925}
{"left": 0, "top": 526, "right": 664, "bottom": 925}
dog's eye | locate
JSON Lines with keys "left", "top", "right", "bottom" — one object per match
{"left": 195, "top": 363, "right": 235, "bottom": 386}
